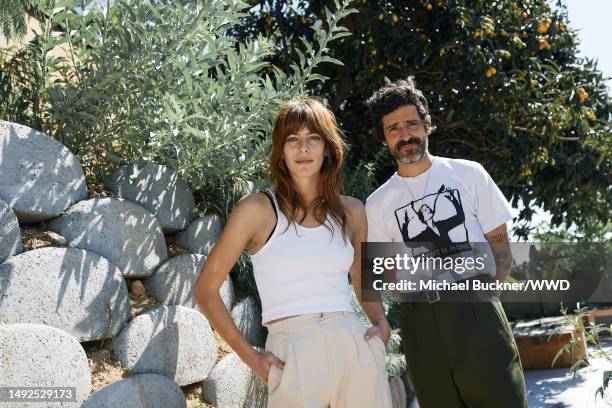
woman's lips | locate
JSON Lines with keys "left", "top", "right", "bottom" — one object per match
{"left": 296, "top": 160, "right": 314, "bottom": 165}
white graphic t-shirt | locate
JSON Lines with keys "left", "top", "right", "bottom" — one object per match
{"left": 365, "top": 156, "right": 512, "bottom": 282}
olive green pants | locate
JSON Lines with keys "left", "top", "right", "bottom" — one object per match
{"left": 399, "top": 297, "right": 528, "bottom": 408}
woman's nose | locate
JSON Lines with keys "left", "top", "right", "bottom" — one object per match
{"left": 297, "top": 140, "right": 309, "bottom": 152}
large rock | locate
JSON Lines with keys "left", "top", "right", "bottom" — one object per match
{"left": 0, "top": 198, "right": 22, "bottom": 263}
{"left": 0, "top": 323, "right": 91, "bottom": 407}
{"left": 0, "top": 247, "right": 130, "bottom": 341}
{"left": 146, "top": 254, "right": 234, "bottom": 311}
{"left": 111, "top": 306, "right": 217, "bottom": 386}
{"left": 0, "top": 120, "right": 87, "bottom": 223}
{"left": 105, "top": 163, "right": 195, "bottom": 233}
{"left": 230, "top": 296, "right": 265, "bottom": 347}
{"left": 82, "top": 374, "right": 186, "bottom": 408}
{"left": 175, "top": 214, "right": 222, "bottom": 256}
{"left": 203, "top": 352, "right": 267, "bottom": 408}
{"left": 48, "top": 197, "right": 168, "bottom": 278}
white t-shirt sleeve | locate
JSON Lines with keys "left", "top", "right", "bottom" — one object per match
{"left": 473, "top": 164, "right": 513, "bottom": 234}
{"left": 365, "top": 199, "right": 390, "bottom": 242}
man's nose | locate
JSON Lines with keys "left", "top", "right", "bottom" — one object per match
{"left": 400, "top": 125, "right": 415, "bottom": 138}
{"left": 398, "top": 132, "right": 414, "bottom": 143}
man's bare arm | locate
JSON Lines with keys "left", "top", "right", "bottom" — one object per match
{"left": 484, "top": 223, "right": 513, "bottom": 283}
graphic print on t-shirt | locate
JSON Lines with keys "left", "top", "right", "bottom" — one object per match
{"left": 394, "top": 184, "right": 471, "bottom": 257}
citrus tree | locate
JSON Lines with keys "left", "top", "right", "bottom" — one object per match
{"left": 240, "top": 0, "right": 611, "bottom": 239}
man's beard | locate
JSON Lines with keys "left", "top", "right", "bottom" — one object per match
{"left": 390, "top": 136, "right": 428, "bottom": 164}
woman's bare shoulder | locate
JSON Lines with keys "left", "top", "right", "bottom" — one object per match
{"left": 233, "top": 192, "right": 275, "bottom": 217}
{"left": 340, "top": 195, "right": 365, "bottom": 214}
{"left": 340, "top": 195, "right": 366, "bottom": 231}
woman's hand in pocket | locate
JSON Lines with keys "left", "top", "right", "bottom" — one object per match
{"left": 250, "top": 350, "right": 285, "bottom": 384}
{"left": 364, "top": 318, "right": 391, "bottom": 346}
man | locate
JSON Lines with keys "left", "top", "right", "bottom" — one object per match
{"left": 364, "top": 78, "right": 528, "bottom": 408}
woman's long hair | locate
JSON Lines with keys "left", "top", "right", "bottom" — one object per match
{"left": 269, "top": 98, "right": 348, "bottom": 239}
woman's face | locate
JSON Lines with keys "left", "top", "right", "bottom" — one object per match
{"left": 282, "top": 125, "right": 326, "bottom": 179}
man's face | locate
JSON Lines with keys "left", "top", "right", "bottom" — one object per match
{"left": 381, "top": 105, "right": 428, "bottom": 164}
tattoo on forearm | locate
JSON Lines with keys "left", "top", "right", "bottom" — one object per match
{"left": 487, "top": 231, "right": 513, "bottom": 279}
{"left": 495, "top": 249, "right": 513, "bottom": 270}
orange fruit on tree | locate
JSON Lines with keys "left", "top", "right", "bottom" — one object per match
{"left": 536, "top": 19, "right": 550, "bottom": 34}
{"left": 538, "top": 39, "right": 551, "bottom": 50}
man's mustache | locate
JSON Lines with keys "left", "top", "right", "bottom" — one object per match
{"left": 395, "top": 138, "right": 421, "bottom": 150}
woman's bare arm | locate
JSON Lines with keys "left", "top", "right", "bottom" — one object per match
{"left": 343, "top": 196, "right": 391, "bottom": 344}
{"left": 193, "top": 193, "right": 283, "bottom": 382}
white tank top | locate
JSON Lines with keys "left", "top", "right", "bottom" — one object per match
{"left": 250, "top": 190, "right": 355, "bottom": 323}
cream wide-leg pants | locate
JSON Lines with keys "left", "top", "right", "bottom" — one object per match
{"left": 264, "top": 311, "right": 392, "bottom": 408}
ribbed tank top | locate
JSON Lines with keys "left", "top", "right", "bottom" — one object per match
{"left": 250, "top": 190, "right": 355, "bottom": 323}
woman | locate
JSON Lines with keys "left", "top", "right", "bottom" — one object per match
{"left": 194, "top": 98, "right": 392, "bottom": 407}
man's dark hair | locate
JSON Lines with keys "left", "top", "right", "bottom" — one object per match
{"left": 365, "top": 77, "right": 436, "bottom": 140}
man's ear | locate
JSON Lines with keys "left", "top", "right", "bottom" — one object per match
{"left": 425, "top": 115, "right": 435, "bottom": 135}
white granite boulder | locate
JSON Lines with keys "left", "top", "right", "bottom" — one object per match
{"left": 146, "top": 254, "right": 234, "bottom": 311}
{"left": 0, "top": 120, "right": 87, "bottom": 223}
{"left": 0, "top": 247, "right": 130, "bottom": 341}
{"left": 203, "top": 352, "right": 267, "bottom": 408}
{"left": 105, "top": 163, "right": 195, "bottom": 233}
{"left": 48, "top": 197, "right": 168, "bottom": 278}
{"left": 82, "top": 374, "right": 186, "bottom": 408}
{"left": 175, "top": 214, "right": 222, "bottom": 256}
{"left": 111, "top": 305, "right": 217, "bottom": 386}
{"left": 231, "top": 296, "right": 265, "bottom": 347}
{"left": 0, "top": 198, "right": 22, "bottom": 263}
{"left": 0, "top": 323, "right": 91, "bottom": 407}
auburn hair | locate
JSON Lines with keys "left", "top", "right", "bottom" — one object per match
{"left": 269, "top": 98, "right": 348, "bottom": 239}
